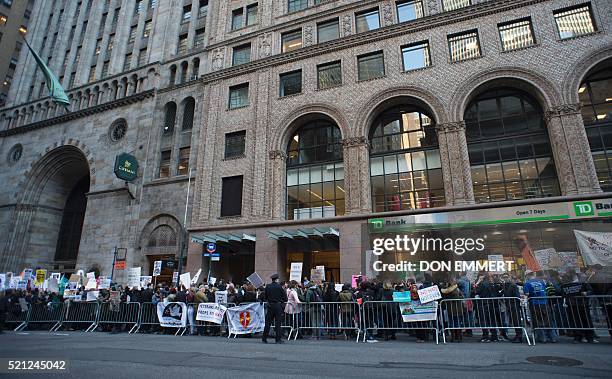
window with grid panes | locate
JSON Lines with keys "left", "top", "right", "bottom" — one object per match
{"left": 402, "top": 41, "right": 430, "bottom": 71}
{"left": 579, "top": 62, "right": 612, "bottom": 191}
{"left": 228, "top": 83, "right": 249, "bottom": 109}
{"left": 396, "top": 0, "right": 423, "bottom": 23}
{"left": 225, "top": 130, "right": 246, "bottom": 158}
{"left": 177, "top": 147, "right": 190, "bottom": 175}
{"left": 194, "top": 28, "right": 205, "bottom": 48}
{"left": 182, "top": 97, "right": 195, "bottom": 130}
{"left": 358, "top": 51, "right": 385, "bottom": 81}
{"left": 143, "top": 20, "right": 151, "bottom": 38}
{"left": 231, "top": 8, "right": 243, "bottom": 30}
{"left": 163, "top": 102, "right": 176, "bottom": 136}
{"left": 317, "top": 61, "right": 342, "bottom": 89}
{"left": 88, "top": 66, "right": 96, "bottom": 82}
{"left": 128, "top": 26, "right": 137, "bottom": 44}
{"left": 317, "top": 19, "right": 339, "bottom": 43}
{"left": 465, "top": 88, "right": 560, "bottom": 202}
{"left": 554, "top": 3, "right": 596, "bottom": 40}
{"left": 448, "top": 30, "right": 480, "bottom": 62}
{"left": 282, "top": 29, "right": 302, "bottom": 52}
{"left": 177, "top": 34, "right": 188, "bottom": 55}
{"left": 159, "top": 150, "right": 171, "bottom": 178}
{"left": 288, "top": 0, "right": 308, "bottom": 13}
{"left": 498, "top": 18, "right": 535, "bottom": 51}
{"left": 286, "top": 121, "right": 344, "bottom": 220}
{"left": 199, "top": 0, "right": 208, "bottom": 18}
{"left": 101, "top": 61, "right": 109, "bottom": 77}
{"left": 370, "top": 107, "right": 444, "bottom": 211}
{"left": 246, "top": 3, "right": 258, "bottom": 25}
{"left": 232, "top": 44, "right": 251, "bottom": 66}
{"left": 182, "top": 4, "right": 191, "bottom": 21}
{"left": 94, "top": 38, "right": 102, "bottom": 55}
{"left": 108, "top": 34, "right": 115, "bottom": 51}
{"left": 280, "top": 70, "right": 302, "bottom": 97}
{"left": 123, "top": 54, "right": 132, "bottom": 71}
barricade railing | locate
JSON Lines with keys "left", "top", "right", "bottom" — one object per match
{"left": 439, "top": 297, "right": 531, "bottom": 345}
{"left": 18, "top": 302, "right": 64, "bottom": 331}
{"left": 97, "top": 302, "right": 141, "bottom": 333}
{"left": 51, "top": 301, "right": 99, "bottom": 332}
{"left": 362, "top": 300, "right": 439, "bottom": 344}
{"left": 227, "top": 302, "right": 293, "bottom": 340}
{"left": 291, "top": 301, "right": 361, "bottom": 342}
{"left": 527, "top": 295, "right": 612, "bottom": 344}
{"left": 133, "top": 302, "right": 160, "bottom": 334}
{"left": 6, "top": 302, "right": 30, "bottom": 331}
{"left": 189, "top": 302, "right": 235, "bottom": 337}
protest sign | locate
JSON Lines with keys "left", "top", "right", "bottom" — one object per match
{"left": 335, "top": 283, "right": 343, "bottom": 293}
{"left": 196, "top": 303, "right": 227, "bottom": 324}
{"left": 398, "top": 300, "right": 438, "bottom": 322}
{"left": 574, "top": 230, "right": 612, "bottom": 266}
{"left": 392, "top": 291, "right": 412, "bottom": 302}
{"left": 179, "top": 272, "right": 191, "bottom": 288}
{"left": 98, "top": 278, "right": 111, "bottom": 290}
{"left": 50, "top": 273, "right": 61, "bottom": 281}
{"left": 417, "top": 285, "right": 442, "bottom": 304}
{"left": 9, "top": 277, "right": 19, "bottom": 289}
{"left": 226, "top": 303, "right": 265, "bottom": 335}
{"left": 85, "top": 278, "right": 97, "bottom": 290}
{"left": 0, "top": 274, "right": 5, "bottom": 290}
{"left": 558, "top": 251, "right": 581, "bottom": 273}
{"left": 47, "top": 277, "right": 59, "bottom": 293}
{"left": 310, "top": 267, "right": 325, "bottom": 283}
{"left": 534, "top": 248, "right": 562, "bottom": 270}
{"left": 156, "top": 302, "right": 187, "bottom": 327}
{"left": 172, "top": 271, "right": 179, "bottom": 285}
{"left": 289, "top": 262, "right": 303, "bottom": 282}
{"left": 215, "top": 290, "right": 227, "bottom": 304}
{"left": 487, "top": 255, "right": 506, "bottom": 272}
{"left": 35, "top": 269, "right": 46, "bottom": 286}
{"left": 86, "top": 272, "right": 96, "bottom": 280}
{"left": 140, "top": 276, "right": 152, "bottom": 287}
{"left": 208, "top": 276, "right": 217, "bottom": 285}
{"left": 127, "top": 267, "right": 141, "bottom": 288}
{"left": 246, "top": 272, "right": 263, "bottom": 288}
{"left": 86, "top": 290, "right": 99, "bottom": 302}
{"left": 17, "top": 280, "right": 28, "bottom": 290}
{"left": 153, "top": 261, "right": 162, "bottom": 277}
{"left": 23, "top": 268, "right": 33, "bottom": 280}
{"left": 351, "top": 275, "right": 365, "bottom": 288}
{"left": 191, "top": 269, "right": 202, "bottom": 285}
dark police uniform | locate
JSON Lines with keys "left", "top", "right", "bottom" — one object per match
{"left": 262, "top": 274, "right": 288, "bottom": 343}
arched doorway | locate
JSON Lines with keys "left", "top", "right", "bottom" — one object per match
{"left": 4, "top": 145, "right": 91, "bottom": 273}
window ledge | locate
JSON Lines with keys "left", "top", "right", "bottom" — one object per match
{"left": 278, "top": 92, "right": 303, "bottom": 100}
{"left": 357, "top": 75, "right": 386, "bottom": 83}
{"left": 501, "top": 43, "right": 539, "bottom": 54}
{"left": 316, "top": 83, "right": 343, "bottom": 92}
{"left": 218, "top": 215, "right": 243, "bottom": 220}
{"left": 145, "top": 175, "right": 195, "bottom": 187}
{"left": 227, "top": 104, "right": 250, "bottom": 111}
{"left": 223, "top": 154, "right": 246, "bottom": 161}
{"left": 402, "top": 65, "right": 433, "bottom": 74}
{"left": 449, "top": 55, "right": 483, "bottom": 65}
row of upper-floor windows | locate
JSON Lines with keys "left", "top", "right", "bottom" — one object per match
{"left": 227, "top": 2, "right": 598, "bottom": 71}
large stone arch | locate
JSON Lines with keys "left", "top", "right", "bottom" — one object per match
{"left": 270, "top": 103, "right": 351, "bottom": 153}
{"left": 563, "top": 46, "right": 612, "bottom": 104}
{"left": 136, "top": 214, "right": 183, "bottom": 273}
{"left": 449, "top": 67, "right": 562, "bottom": 121}
{"left": 355, "top": 86, "right": 448, "bottom": 139}
{"left": 2, "top": 140, "right": 95, "bottom": 272}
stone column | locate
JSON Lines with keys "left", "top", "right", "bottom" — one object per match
{"left": 254, "top": 228, "right": 280, "bottom": 281}
{"left": 341, "top": 137, "right": 371, "bottom": 215}
{"left": 268, "top": 150, "right": 286, "bottom": 220}
{"left": 436, "top": 121, "right": 474, "bottom": 205}
{"left": 544, "top": 103, "right": 601, "bottom": 195}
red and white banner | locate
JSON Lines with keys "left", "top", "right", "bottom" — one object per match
{"left": 226, "top": 303, "right": 265, "bottom": 335}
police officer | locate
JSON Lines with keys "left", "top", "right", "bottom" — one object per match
{"left": 262, "top": 273, "right": 287, "bottom": 344}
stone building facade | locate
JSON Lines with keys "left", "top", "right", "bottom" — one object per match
{"left": 0, "top": 0, "right": 611, "bottom": 283}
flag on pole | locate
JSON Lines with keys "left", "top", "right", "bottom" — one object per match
{"left": 23, "top": 39, "right": 70, "bottom": 106}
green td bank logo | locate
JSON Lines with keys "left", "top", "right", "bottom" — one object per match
{"left": 573, "top": 201, "right": 594, "bottom": 216}
{"left": 369, "top": 218, "right": 384, "bottom": 229}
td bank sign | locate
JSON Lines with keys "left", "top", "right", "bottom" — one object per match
{"left": 573, "top": 200, "right": 612, "bottom": 217}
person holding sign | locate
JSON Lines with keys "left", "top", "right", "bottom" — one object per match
{"left": 261, "top": 273, "right": 287, "bottom": 344}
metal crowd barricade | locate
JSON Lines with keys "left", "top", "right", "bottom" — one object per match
{"left": 51, "top": 301, "right": 99, "bottom": 332}
{"left": 97, "top": 302, "right": 141, "bottom": 333}
{"left": 7, "top": 302, "right": 30, "bottom": 331}
{"left": 189, "top": 302, "right": 236, "bottom": 337}
{"left": 362, "top": 300, "right": 439, "bottom": 344}
{"left": 527, "top": 295, "right": 612, "bottom": 344}
{"left": 293, "top": 301, "right": 361, "bottom": 342}
{"left": 133, "top": 302, "right": 159, "bottom": 334}
{"left": 17, "top": 302, "right": 64, "bottom": 331}
{"left": 439, "top": 297, "right": 531, "bottom": 345}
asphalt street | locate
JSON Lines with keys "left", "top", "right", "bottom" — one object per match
{"left": 0, "top": 331, "right": 611, "bottom": 379}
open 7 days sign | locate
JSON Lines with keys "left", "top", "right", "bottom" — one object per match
{"left": 114, "top": 153, "right": 139, "bottom": 182}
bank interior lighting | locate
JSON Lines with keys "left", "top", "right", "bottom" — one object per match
{"left": 596, "top": 114, "right": 607, "bottom": 120}
{"left": 578, "top": 86, "right": 586, "bottom": 93}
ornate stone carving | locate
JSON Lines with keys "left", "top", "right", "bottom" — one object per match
{"left": 427, "top": 0, "right": 438, "bottom": 15}
{"left": 544, "top": 103, "right": 581, "bottom": 121}
{"left": 341, "top": 136, "right": 369, "bottom": 148}
{"left": 258, "top": 33, "right": 272, "bottom": 59}
{"left": 342, "top": 14, "right": 352, "bottom": 37}
{"left": 382, "top": 1, "right": 394, "bottom": 26}
{"left": 303, "top": 25, "right": 313, "bottom": 46}
{"left": 435, "top": 121, "right": 466, "bottom": 133}
{"left": 211, "top": 48, "right": 225, "bottom": 71}
{"left": 268, "top": 150, "right": 286, "bottom": 160}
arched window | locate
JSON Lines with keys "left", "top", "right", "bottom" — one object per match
{"left": 192, "top": 58, "right": 200, "bottom": 79}
{"left": 180, "top": 61, "right": 188, "bottom": 83}
{"left": 181, "top": 97, "right": 195, "bottom": 130}
{"left": 163, "top": 102, "right": 176, "bottom": 136}
{"left": 286, "top": 119, "right": 344, "bottom": 220}
{"left": 466, "top": 88, "right": 560, "bottom": 202}
{"left": 369, "top": 105, "right": 444, "bottom": 212}
{"left": 579, "top": 61, "right": 612, "bottom": 192}
{"left": 147, "top": 225, "right": 177, "bottom": 247}
{"left": 169, "top": 65, "right": 177, "bottom": 86}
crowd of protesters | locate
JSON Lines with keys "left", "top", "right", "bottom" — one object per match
{"left": 1, "top": 270, "right": 610, "bottom": 343}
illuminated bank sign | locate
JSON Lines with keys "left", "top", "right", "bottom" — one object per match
{"left": 573, "top": 200, "right": 612, "bottom": 217}
{"left": 114, "top": 153, "right": 138, "bottom": 182}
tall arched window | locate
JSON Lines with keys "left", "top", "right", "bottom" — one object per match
{"left": 370, "top": 105, "right": 444, "bottom": 212}
{"left": 466, "top": 88, "right": 560, "bottom": 202}
{"left": 579, "top": 61, "right": 612, "bottom": 192}
{"left": 286, "top": 119, "right": 344, "bottom": 220}
{"left": 169, "top": 65, "right": 177, "bottom": 86}
{"left": 163, "top": 102, "right": 176, "bottom": 136}
{"left": 181, "top": 97, "right": 195, "bottom": 130}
